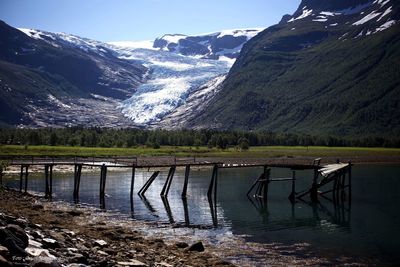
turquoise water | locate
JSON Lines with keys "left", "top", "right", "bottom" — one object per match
{"left": 4, "top": 164, "right": 400, "bottom": 264}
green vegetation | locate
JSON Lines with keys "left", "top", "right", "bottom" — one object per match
{"left": 1, "top": 128, "right": 399, "bottom": 149}
{"left": 1, "top": 144, "right": 399, "bottom": 158}
{"left": 189, "top": 13, "right": 400, "bottom": 138}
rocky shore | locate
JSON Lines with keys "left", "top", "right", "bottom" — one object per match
{"left": 0, "top": 188, "right": 233, "bottom": 267}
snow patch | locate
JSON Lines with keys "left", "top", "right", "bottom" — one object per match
{"left": 288, "top": 9, "right": 313, "bottom": 22}
{"left": 353, "top": 10, "right": 382, "bottom": 25}
{"left": 377, "top": 6, "right": 393, "bottom": 21}
{"left": 375, "top": 20, "right": 396, "bottom": 32}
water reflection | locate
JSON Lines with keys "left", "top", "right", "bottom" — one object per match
{"left": 3, "top": 165, "right": 400, "bottom": 264}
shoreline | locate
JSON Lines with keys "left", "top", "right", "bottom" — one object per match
{"left": 0, "top": 188, "right": 378, "bottom": 266}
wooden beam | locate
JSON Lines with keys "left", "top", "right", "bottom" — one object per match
{"left": 138, "top": 171, "right": 160, "bottom": 196}
{"left": 181, "top": 165, "right": 191, "bottom": 198}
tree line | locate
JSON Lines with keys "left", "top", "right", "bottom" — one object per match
{"left": 0, "top": 127, "right": 399, "bottom": 148}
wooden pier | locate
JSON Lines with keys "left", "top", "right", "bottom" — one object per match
{"left": 1, "top": 156, "right": 352, "bottom": 210}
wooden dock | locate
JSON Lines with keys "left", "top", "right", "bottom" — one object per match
{"left": 0, "top": 156, "right": 352, "bottom": 207}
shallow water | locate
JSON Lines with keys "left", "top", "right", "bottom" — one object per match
{"left": 4, "top": 164, "right": 400, "bottom": 264}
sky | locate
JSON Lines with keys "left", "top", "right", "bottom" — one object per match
{"left": 0, "top": 0, "right": 301, "bottom": 42}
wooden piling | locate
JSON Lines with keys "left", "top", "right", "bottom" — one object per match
{"left": 44, "top": 165, "right": 49, "bottom": 198}
{"left": 49, "top": 165, "right": 53, "bottom": 198}
{"left": 24, "top": 165, "right": 29, "bottom": 193}
{"left": 348, "top": 163, "right": 352, "bottom": 206}
{"left": 288, "top": 170, "right": 296, "bottom": 203}
{"left": 138, "top": 171, "right": 160, "bottom": 196}
{"left": 19, "top": 165, "right": 24, "bottom": 192}
{"left": 130, "top": 166, "right": 135, "bottom": 198}
{"left": 181, "top": 165, "right": 191, "bottom": 198}
{"left": 207, "top": 164, "right": 218, "bottom": 199}
{"left": 161, "top": 166, "right": 176, "bottom": 196}
{"left": 100, "top": 165, "right": 107, "bottom": 197}
{"left": 74, "top": 164, "right": 82, "bottom": 198}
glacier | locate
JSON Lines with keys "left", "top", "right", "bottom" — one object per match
{"left": 109, "top": 45, "right": 232, "bottom": 124}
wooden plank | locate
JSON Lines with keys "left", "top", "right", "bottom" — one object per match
{"left": 319, "top": 163, "right": 349, "bottom": 177}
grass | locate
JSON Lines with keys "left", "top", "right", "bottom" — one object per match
{"left": 1, "top": 145, "right": 400, "bottom": 158}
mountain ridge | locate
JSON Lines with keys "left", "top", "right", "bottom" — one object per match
{"left": 180, "top": 0, "right": 400, "bottom": 138}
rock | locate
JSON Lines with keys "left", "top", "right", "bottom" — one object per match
{"left": 187, "top": 241, "right": 205, "bottom": 252}
{"left": 67, "top": 210, "right": 83, "bottom": 217}
{"left": 0, "top": 245, "right": 9, "bottom": 256}
{"left": 155, "top": 262, "right": 173, "bottom": 267}
{"left": 26, "top": 247, "right": 56, "bottom": 258}
{"left": 69, "top": 253, "right": 88, "bottom": 264}
{"left": 175, "top": 242, "right": 189, "bottom": 248}
{"left": 66, "top": 264, "right": 90, "bottom": 267}
{"left": 0, "top": 226, "right": 28, "bottom": 256}
{"left": 117, "top": 260, "right": 147, "bottom": 266}
{"left": 5, "top": 224, "right": 29, "bottom": 248}
{"left": 29, "top": 239, "right": 43, "bottom": 248}
{"left": 31, "top": 230, "right": 45, "bottom": 239}
{"left": 42, "top": 238, "right": 60, "bottom": 249}
{"left": 96, "top": 250, "right": 109, "bottom": 256}
{"left": 15, "top": 218, "right": 29, "bottom": 228}
{"left": 30, "top": 257, "right": 61, "bottom": 267}
{"left": 94, "top": 239, "right": 107, "bottom": 247}
{"left": 0, "top": 255, "right": 12, "bottom": 267}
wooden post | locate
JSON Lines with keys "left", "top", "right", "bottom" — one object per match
{"left": 99, "top": 164, "right": 104, "bottom": 197}
{"left": 207, "top": 164, "right": 218, "bottom": 199}
{"left": 348, "top": 163, "right": 352, "bottom": 206}
{"left": 310, "top": 167, "right": 319, "bottom": 202}
{"left": 130, "top": 166, "right": 135, "bottom": 198}
{"left": 182, "top": 197, "right": 190, "bottom": 226}
{"left": 19, "top": 165, "right": 24, "bottom": 192}
{"left": 24, "top": 165, "right": 29, "bottom": 193}
{"left": 181, "top": 165, "right": 191, "bottom": 198}
{"left": 213, "top": 164, "right": 218, "bottom": 204}
{"left": 161, "top": 166, "right": 176, "bottom": 196}
{"left": 73, "top": 164, "right": 78, "bottom": 197}
{"left": 49, "top": 165, "right": 53, "bottom": 198}
{"left": 288, "top": 170, "right": 296, "bottom": 203}
{"left": 100, "top": 165, "right": 107, "bottom": 197}
{"left": 44, "top": 165, "right": 49, "bottom": 198}
{"left": 262, "top": 166, "right": 270, "bottom": 199}
{"left": 74, "top": 164, "right": 82, "bottom": 198}
{"left": 138, "top": 171, "right": 160, "bottom": 196}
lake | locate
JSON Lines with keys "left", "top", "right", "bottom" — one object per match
{"left": 4, "top": 164, "right": 400, "bottom": 265}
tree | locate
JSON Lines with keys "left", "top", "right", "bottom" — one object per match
{"left": 238, "top": 137, "right": 250, "bottom": 151}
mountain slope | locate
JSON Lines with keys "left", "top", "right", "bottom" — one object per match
{"left": 186, "top": 0, "right": 400, "bottom": 137}
{"left": 0, "top": 21, "right": 146, "bottom": 127}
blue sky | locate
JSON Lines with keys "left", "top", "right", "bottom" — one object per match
{"left": 0, "top": 0, "right": 301, "bottom": 42}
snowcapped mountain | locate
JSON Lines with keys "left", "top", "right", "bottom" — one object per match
{"left": 152, "top": 28, "right": 264, "bottom": 60}
{"left": 1, "top": 21, "right": 260, "bottom": 127}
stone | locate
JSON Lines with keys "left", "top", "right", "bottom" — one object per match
{"left": 30, "top": 257, "right": 61, "bottom": 267}
{"left": 69, "top": 253, "right": 88, "bottom": 264}
{"left": 26, "top": 247, "right": 56, "bottom": 258}
{"left": 117, "top": 260, "right": 147, "bottom": 266}
{"left": 97, "top": 250, "right": 109, "bottom": 256}
{"left": 42, "top": 238, "right": 60, "bottom": 249}
{"left": 5, "top": 224, "right": 29, "bottom": 248}
{"left": 187, "top": 241, "right": 205, "bottom": 252}
{"left": 175, "top": 242, "right": 189, "bottom": 248}
{"left": 0, "top": 227, "right": 28, "bottom": 256}
{"left": 29, "top": 239, "right": 43, "bottom": 248}
{"left": 155, "top": 262, "right": 173, "bottom": 267}
{"left": 94, "top": 239, "right": 107, "bottom": 247}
